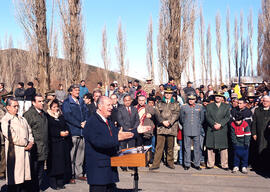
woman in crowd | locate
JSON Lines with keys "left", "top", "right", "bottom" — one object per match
{"left": 46, "top": 99, "right": 72, "bottom": 190}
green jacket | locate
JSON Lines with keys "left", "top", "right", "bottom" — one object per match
{"left": 155, "top": 97, "right": 180, "bottom": 136}
{"left": 205, "top": 102, "right": 230, "bottom": 149}
{"left": 24, "top": 106, "right": 48, "bottom": 161}
{"left": 251, "top": 106, "right": 270, "bottom": 154}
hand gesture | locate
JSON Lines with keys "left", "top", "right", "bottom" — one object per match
{"left": 118, "top": 127, "right": 134, "bottom": 141}
{"left": 137, "top": 124, "right": 152, "bottom": 134}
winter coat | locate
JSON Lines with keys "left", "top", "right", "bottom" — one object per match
{"left": 23, "top": 106, "right": 48, "bottom": 161}
{"left": 62, "top": 95, "right": 88, "bottom": 136}
{"left": 205, "top": 102, "right": 230, "bottom": 149}
{"left": 251, "top": 106, "right": 270, "bottom": 154}
{"left": 231, "top": 120, "right": 251, "bottom": 147}
{"left": 46, "top": 114, "right": 72, "bottom": 177}
{"left": 155, "top": 98, "right": 180, "bottom": 136}
{"left": 1, "top": 113, "right": 34, "bottom": 184}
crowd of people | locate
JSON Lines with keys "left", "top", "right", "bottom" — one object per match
{"left": 0, "top": 77, "right": 270, "bottom": 192}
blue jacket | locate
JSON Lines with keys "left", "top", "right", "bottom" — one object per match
{"left": 83, "top": 112, "right": 120, "bottom": 185}
{"left": 62, "top": 95, "right": 88, "bottom": 136}
{"left": 79, "top": 86, "right": 89, "bottom": 98}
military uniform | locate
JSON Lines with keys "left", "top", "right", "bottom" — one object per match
{"left": 180, "top": 103, "right": 204, "bottom": 168}
{"left": 150, "top": 97, "right": 180, "bottom": 169}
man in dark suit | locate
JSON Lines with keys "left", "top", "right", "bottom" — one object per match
{"left": 83, "top": 96, "right": 150, "bottom": 192}
{"left": 88, "top": 90, "right": 102, "bottom": 116}
{"left": 117, "top": 95, "right": 140, "bottom": 149}
{"left": 109, "top": 94, "right": 122, "bottom": 127}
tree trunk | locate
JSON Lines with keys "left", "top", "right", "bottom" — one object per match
{"left": 35, "top": 0, "right": 50, "bottom": 94}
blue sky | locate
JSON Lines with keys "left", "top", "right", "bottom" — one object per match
{"left": 0, "top": 0, "right": 261, "bottom": 84}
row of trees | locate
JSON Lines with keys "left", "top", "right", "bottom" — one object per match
{"left": 156, "top": 0, "right": 269, "bottom": 86}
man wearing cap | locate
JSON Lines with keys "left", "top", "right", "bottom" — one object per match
{"left": 143, "top": 78, "right": 155, "bottom": 97}
{"left": 180, "top": 94, "right": 204, "bottom": 170}
{"left": 150, "top": 87, "right": 180, "bottom": 170}
{"left": 205, "top": 91, "right": 231, "bottom": 170}
{"left": 183, "top": 81, "right": 196, "bottom": 102}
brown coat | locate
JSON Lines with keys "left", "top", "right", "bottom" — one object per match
{"left": 1, "top": 113, "right": 34, "bottom": 184}
{"left": 155, "top": 100, "right": 180, "bottom": 136}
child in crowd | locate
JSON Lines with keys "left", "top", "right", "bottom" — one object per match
{"left": 230, "top": 113, "right": 251, "bottom": 174}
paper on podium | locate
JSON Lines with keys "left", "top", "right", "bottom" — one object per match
{"left": 118, "top": 145, "right": 152, "bottom": 156}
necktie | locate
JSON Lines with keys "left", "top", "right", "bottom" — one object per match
{"left": 128, "top": 107, "right": 131, "bottom": 116}
{"left": 105, "top": 120, "right": 112, "bottom": 136}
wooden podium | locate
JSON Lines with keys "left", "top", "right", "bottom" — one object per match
{"left": 111, "top": 147, "right": 151, "bottom": 192}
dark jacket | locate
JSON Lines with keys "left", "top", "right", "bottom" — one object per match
{"left": 251, "top": 107, "right": 270, "bottom": 154}
{"left": 205, "top": 102, "right": 230, "bottom": 149}
{"left": 109, "top": 103, "right": 122, "bottom": 127}
{"left": 23, "top": 106, "right": 48, "bottom": 161}
{"left": 83, "top": 112, "right": 119, "bottom": 185}
{"left": 62, "top": 95, "right": 88, "bottom": 137}
{"left": 117, "top": 105, "right": 140, "bottom": 131}
{"left": 46, "top": 114, "right": 72, "bottom": 178}
{"left": 14, "top": 88, "right": 25, "bottom": 101}
{"left": 24, "top": 87, "right": 36, "bottom": 101}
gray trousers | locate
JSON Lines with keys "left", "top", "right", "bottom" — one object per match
{"left": 71, "top": 136, "right": 85, "bottom": 178}
{"left": 184, "top": 135, "right": 201, "bottom": 167}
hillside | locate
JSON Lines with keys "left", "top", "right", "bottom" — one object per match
{"left": 0, "top": 48, "right": 137, "bottom": 92}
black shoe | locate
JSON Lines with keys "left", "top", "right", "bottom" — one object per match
{"left": 184, "top": 167, "right": 190, "bottom": 170}
{"left": 222, "top": 168, "right": 229, "bottom": 171}
{"left": 58, "top": 186, "right": 66, "bottom": 189}
{"left": 0, "top": 176, "right": 5, "bottom": 180}
{"left": 149, "top": 166, "right": 159, "bottom": 170}
{"left": 194, "top": 166, "right": 202, "bottom": 171}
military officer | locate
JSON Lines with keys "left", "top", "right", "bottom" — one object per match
{"left": 180, "top": 93, "right": 204, "bottom": 170}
